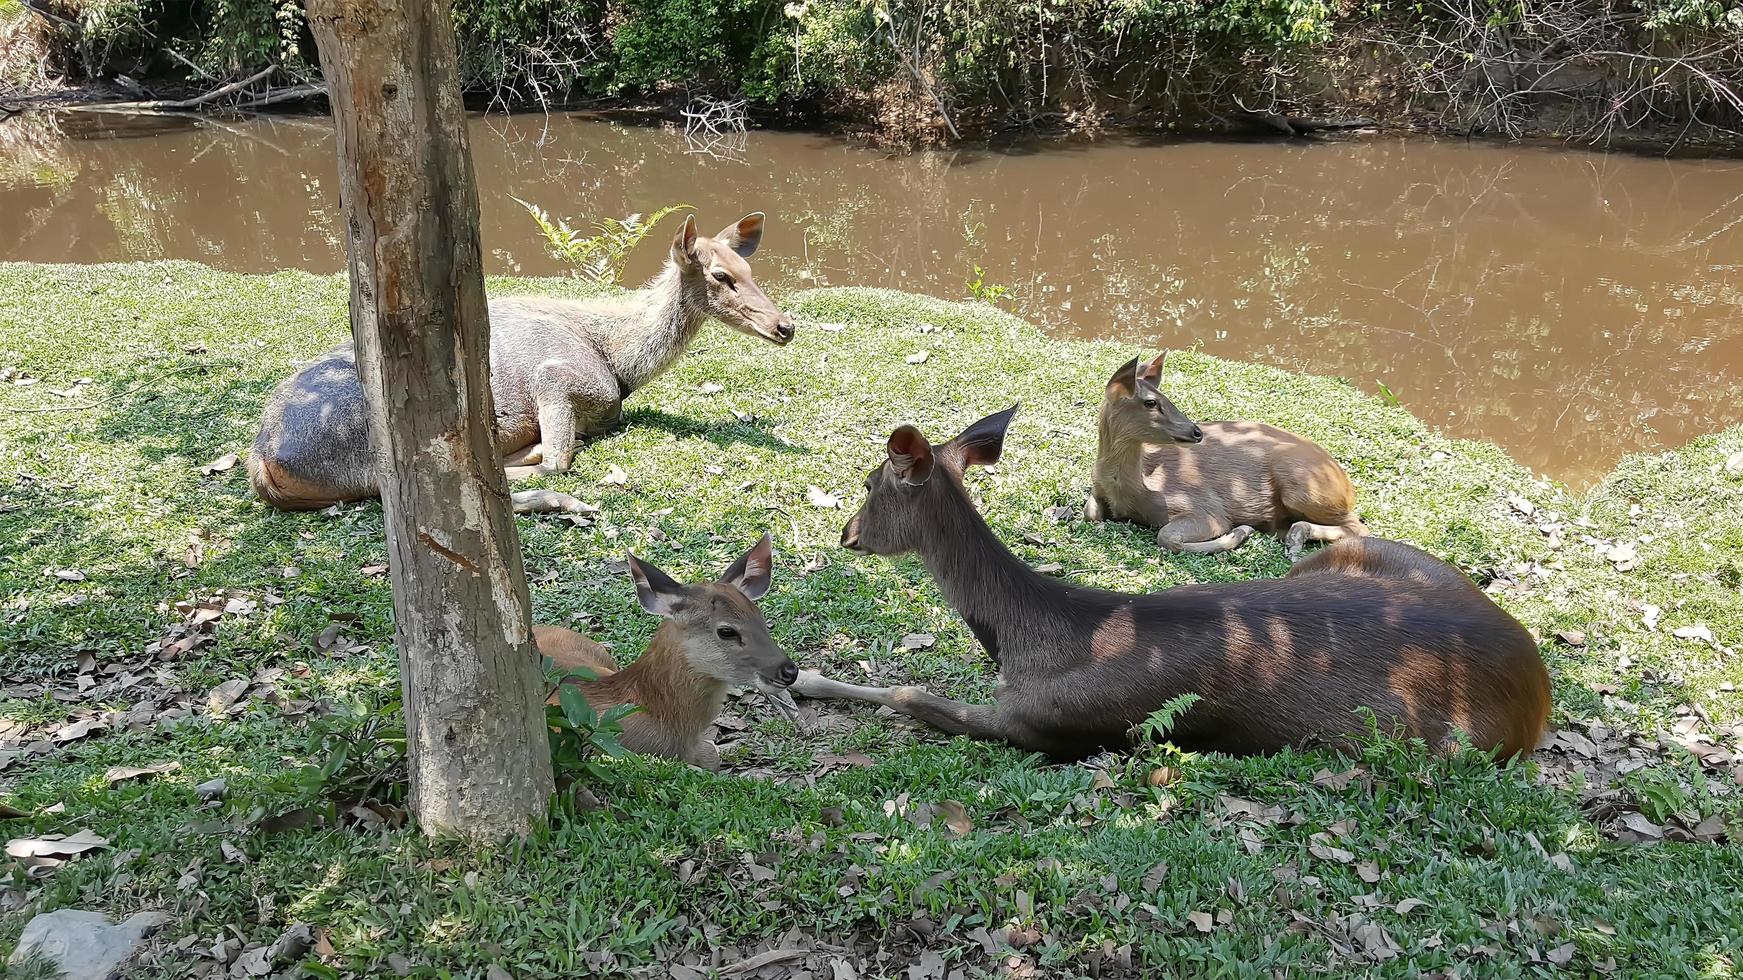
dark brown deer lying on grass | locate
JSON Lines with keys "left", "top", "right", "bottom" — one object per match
{"left": 249, "top": 213, "right": 794, "bottom": 514}
{"left": 1085, "top": 354, "right": 1368, "bottom": 560}
{"left": 534, "top": 535, "right": 798, "bottom": 769}
{"left": 794, "top": 406, "right": 1550, "bottom": 760}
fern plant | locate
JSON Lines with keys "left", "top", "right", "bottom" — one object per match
{"left": 1130, "top": 692, "right": 1202, "bottom": 745}
{"left": 516, "top": 200, "right": 690, "bottom": 286}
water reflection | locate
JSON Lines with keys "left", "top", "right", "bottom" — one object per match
{"left": 2, "top": 110, "right": 1739, "bottom": 486}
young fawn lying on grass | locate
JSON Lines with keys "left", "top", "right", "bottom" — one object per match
{"left": 250, "top": 213, "right": 794, "bottom": 514}
{"left": 1085, "top": 354, "right": 1367, "bottom": 560}
{"left": 535, "top": 535, "right": 798, "bottom": 769}
{"left": 794, "top": 406, "right": 1549, "bottom": 760}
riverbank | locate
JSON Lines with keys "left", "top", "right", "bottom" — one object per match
{"left": 2, "top": 262, "right": 1741, "bottom": 976}
{"left": 6, "top": 0, "right": 1742, "bottom": 148}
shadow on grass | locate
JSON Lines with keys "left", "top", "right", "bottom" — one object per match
{"left": 624, "top": 406, "right": 807, "bottom": 456}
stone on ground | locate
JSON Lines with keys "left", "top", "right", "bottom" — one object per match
{"left": 7, "top": 908, "right": 171, "bottom": 980}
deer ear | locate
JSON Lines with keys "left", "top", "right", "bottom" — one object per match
{"left": 671, "top": 214, "right": 699, "bottom": 265}
{"left": 1140, "top": 351, "right": 1166, "bottom": 383}
{"left": 1106, "top": 356, "right": 1139, "bottom": 396}
{"left": 716, "top": 212, "right": 764, "bottom": 258}
{"left": 952, "top": 403, "right": 1019, "bottom": 468}
{"left": 721, "top": 533, "right": 773, "bottom": 601}
{"left": 887, "top": 425, "right": 935, "bottom": 485}
{"left": 627, "top": 552, "right": 685, "bottom": 616}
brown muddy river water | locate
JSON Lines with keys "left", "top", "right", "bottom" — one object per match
{"left": 4, "top": 111, "right": 1741, "bottom": 487}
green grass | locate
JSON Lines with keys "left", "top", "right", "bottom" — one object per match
{"left": 1, "top": 261, "right": 1741, "bottom": 977}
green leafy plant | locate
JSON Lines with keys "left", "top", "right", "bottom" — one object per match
{"left": 544, "top": 657, "right": 641, "bottom": 781}
{"left": 1130, "top": 692, "right": 1203, "bottom": 745}
{"left": 517, "top": 200, "right": 690, "bottom": 286}
{"left": 966, "top": 264, "right": 1009, "bottom": 305}
{"left": 286, "top": 688, "right": 408, "bottom": 805}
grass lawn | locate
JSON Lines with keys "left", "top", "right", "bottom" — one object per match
{"left": 2, "top": 260, "right": 1741, "bottom": 978}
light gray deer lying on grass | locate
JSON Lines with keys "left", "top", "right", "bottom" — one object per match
{"left": 1085, "top": 354, "right": 1368, "bottom": 559}
{"left": 535, "top": 535, "right": 799, "bottom": 769}
{"left": 248, "top": 213, "right": 794, "bottom": 513}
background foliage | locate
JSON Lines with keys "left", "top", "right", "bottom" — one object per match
{"left": 22, "top": 0, "right": 1743, "bottom": 139}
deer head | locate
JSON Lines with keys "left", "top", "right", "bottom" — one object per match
{"left": 671, "top": 213, "right": 795, "bottom": 346}
{"left": 1100, "top": 353, "right": 1202, "bottom": 444}
{"left": 626, "top": 534, "right": 798, "bottom": 689}
{"left": 840, "top": 405, "right": 1019, "bottom": 556}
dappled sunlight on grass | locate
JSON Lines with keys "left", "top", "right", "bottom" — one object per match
{"left": 1, "top": 262, "right": 1741, "bottom": 974}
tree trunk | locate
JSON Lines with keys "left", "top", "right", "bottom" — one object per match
{"left": 304, "top": 0, "right": 553, "bottom": 839}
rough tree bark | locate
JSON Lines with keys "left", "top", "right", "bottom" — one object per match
{"left": 304, "top": 0, "right": 554, "bottom": 838}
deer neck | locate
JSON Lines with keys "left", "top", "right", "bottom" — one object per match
{"left": 1094, "top": 412, "right": 1166, "bottom": 506}
{"left": 608, "top": 621, "right": 727, "bottom": 750}
{"left": 912, "top": 479, "right": 1082, "bottom": 674}
{"left": 612, "top": 263, "right": 709, "bottom": 392}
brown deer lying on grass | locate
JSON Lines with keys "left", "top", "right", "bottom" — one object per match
{"left": 794, "top": 406, "right": 1550, "bottom": 761}
{"left": 1085, "top": 354, "right": 1367, "bottom": 560}
{"left": 249, "top": 213, "right": 794, "bottom": 514}
{"left": 534, "top": 534, "right": 799, "bottom": 769}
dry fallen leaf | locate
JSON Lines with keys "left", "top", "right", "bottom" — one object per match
{"left": 1672, "top": 624, "right": 1714, "bottom": 645}
{"left": 208, "top": 678, "right": 249, "bottom": 715}
{"left": 721, "top": 949, "right": 808, "bottom": 975}
{"left": 899, "top": 633, "right": 935, "bottom": 650}
{"left": 806, "top": 486, "right": 841, "bottom": 509}
{"left": 938, "top": 799, "right": 973, "bottom": 837}
{"left": 1308, "top": 832, "right": 1355, "bottom": 864}
{"left": 905, "top": 351, "right": 930, "bottom": 365}
{"left": 1394, "top": 897, "right": 1429, "bottom": 915}
{"left": 698, "top": 382, "right": 724, "bottom": 395}
{"left": 600, "top": 464, "right": 629, "bottom": 486}
{"left": 1146, "top": 766, "right": 1179, "bottom": 787}
{"left": 1355, "top": 860, "right": 1381, "bottom": 883}
{"left": 5, "top": 828, "right": 110, "bottom": 859}
{"left": 1142, "top": 861, "right": 1168, "bottom": 892}
{"left": 1618, "top": 812, "right": 1663, "bottom": 838}
{"left": 201, "top": 452, "right": 239, "bottom": 476}
{"left": 1554, "top": 629, "right": 1587, "bottom": 647}
{"left": 104, "top": 760, "right": 181, "bottom": 785}
{"left": 1186, "top": 910, "right": 1214, "bottom": 933}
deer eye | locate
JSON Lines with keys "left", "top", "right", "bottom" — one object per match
{"left": 712, "top": 271, "right": 733, "bottom": 285}
{"left": 716, "top": 625, "right": 740, "bottom": 641}
{"left": 1142, "top": 398, "right": 1158, "bottom": 409}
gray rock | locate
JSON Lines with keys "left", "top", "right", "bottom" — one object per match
{"left": 8, "top": 908, "right": 171, "bottom": 980}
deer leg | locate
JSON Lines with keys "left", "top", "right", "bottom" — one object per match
{"left": 505, "top": 399, "right": 578, "bottom": 480}
{"left": 687, "top": 740, "right": 722, "bottom": 771}
{"left": 500, "top": 443, "right": 544, "bottom": 467}
{"left": 1284, "top": 520, "right": 1366, "bottom": 563}
{"left": 1158, "top": 513, "right": 1254, "bottom": 554}
{"left": 505, "top": 359, "right": 621, "bottom": 479}
{"left": 1083, "top": 494, "right": 1107, "bottom": 522}
{"left": 790, "top": 670, "right": 1013, "bottom": 741}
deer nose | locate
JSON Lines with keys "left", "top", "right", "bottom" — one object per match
{"left": 773, "top": 318, "right": 795, "bottom": 344}
{"left": 840, "top": 515, "right": 863, "bottom": 551}
{"left": 1190, "top": 425, "right": 1204, "bottom": 442}
{"left": 777, "top": 661, "right": 799, "bottom": 686}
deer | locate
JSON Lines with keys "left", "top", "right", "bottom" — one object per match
{"left": 248, "top": 212, "right": 795, "bottom": 514}
{"left": 533, "top": 534, "right": 799, "bottom": 769}
{"left": 791, "top": 405, "right": 1551, "bottom": 761}
{"left": 1084, "top": 354, "right": 1368, "bottom": 560}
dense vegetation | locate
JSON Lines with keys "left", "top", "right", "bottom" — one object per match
{"left": 12, "top": 0, "right": 1743, "bottom": 140}
{"left": 2, "top": 262, "right": 1741, "bottom": 975}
